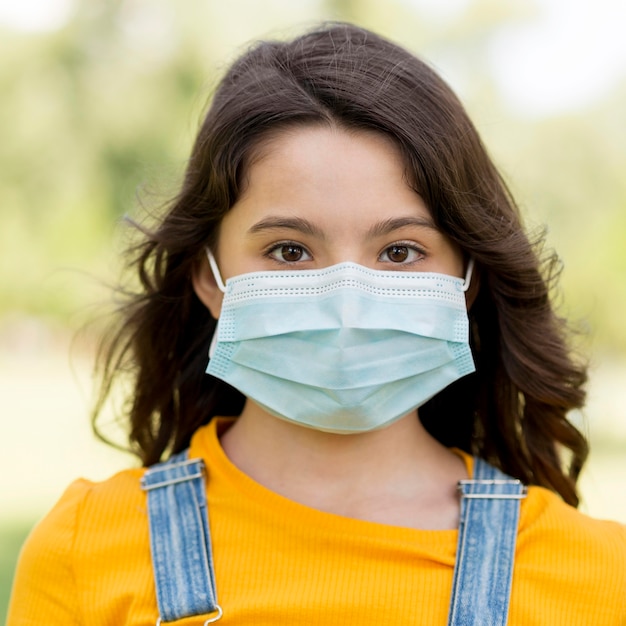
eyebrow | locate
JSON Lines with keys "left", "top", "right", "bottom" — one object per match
{"left": 247, "top": 215, "right": 438, "bottom": 239}
{"left": 366, "top": 216, "right": 439, "bottom": 238}
{"left": 248, "top": 216, "right": 326, "bottom": 238}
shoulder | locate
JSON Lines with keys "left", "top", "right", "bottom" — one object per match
{"left": 20, "top": 467, "right": 148, "bottom": 563}
{"left": 16, "top": 479, "right": 97, "bottom": 576}
{"left": 520, "top": 485, "right": 626, "bottom": 551}
{"left": 514, "top": 486, "right": 626, "bottom": 619}
{"left": 9, "top": 468, "right": 149, "bottom": 623}
{"left": 74, "top": 467, "right": 147, "bottom": 521}
{"left": 64, "top": 468, "right": 150, "bottom": 558}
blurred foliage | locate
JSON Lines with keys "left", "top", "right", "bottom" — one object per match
{"left": 0, "top": 520, "right": 33, "bottom": 619}
{"left": 0, "top": 0, "right": 625, "bottom": 354}
{"left": 493, "top": 94, "right": 626, "bottom": 353}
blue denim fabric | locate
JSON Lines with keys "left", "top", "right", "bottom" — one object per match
{"left": 141, "top": 450, "right": 221, "bottom": 624}
{"left": 447, "top": 457, "right": 526, "bottom": 626}
{"left": 142, "top": 453, "right": 524, "bottom": 624}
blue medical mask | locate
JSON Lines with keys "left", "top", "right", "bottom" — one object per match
{"left": 205, "top": 252, "right": 475, "bottom": 434}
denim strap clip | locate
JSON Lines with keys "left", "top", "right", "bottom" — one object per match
{"left": 142, "top": 451, "right": 222, "bottom": 624}
{"left": 458, "top": 479, "right": 528, "bottom": 500}
{"left": 142, "top": 458, "right": 205, "bottom": 491}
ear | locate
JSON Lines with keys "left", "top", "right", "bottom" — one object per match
{"left": 192, "top": 255, "right": 224, "bottom": 319}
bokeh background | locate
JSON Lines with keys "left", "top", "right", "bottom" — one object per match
{"left": 1, "top": 0, "right": 625, "bottom": 616}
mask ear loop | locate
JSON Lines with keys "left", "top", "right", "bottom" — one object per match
{"left": 205, "top": 248, "right": 226, "bottom": 358}
{"left": 461, "top": 258, "right": 474, "bottom": 293}
{"left": 206, "top": 248, "right": 227, "bottom": 293}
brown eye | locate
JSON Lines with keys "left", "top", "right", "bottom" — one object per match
{"left": 379, "top": 243, "right": 423, "bottom": 265}
{"left": 280, "top": 245, "right": 305, "bottom": 262}
{"left": 387, "top": 245, "right": 409, "bottom": 263}
{"left": 267, "top": 242, "right": 312, "bottom": 264}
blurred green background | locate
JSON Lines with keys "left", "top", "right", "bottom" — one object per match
{"left": 1, "top": 0, "right": 625, "bottom": 618}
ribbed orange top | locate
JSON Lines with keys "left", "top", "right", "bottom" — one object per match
{"left": 8, "top": 419, "right": 626, "bottom": 625}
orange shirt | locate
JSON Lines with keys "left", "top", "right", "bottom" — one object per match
{"left": 8, "top": 419, "right": 626, "bottom": 625}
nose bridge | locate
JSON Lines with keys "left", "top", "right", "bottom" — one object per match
{"left": 328, "top": 251, "right": 363, "bottom": 267}
{"left": 324, "top": 227, "right": 369, "bottom": 267}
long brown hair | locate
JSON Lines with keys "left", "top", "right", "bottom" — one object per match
{"left": 94, "top": 22, "right": 588, "bottom": 506}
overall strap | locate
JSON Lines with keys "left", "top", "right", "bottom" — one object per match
{"left": 141, "top": 450, "right": 222, "bottom": 625}
{"left": 447, "top": 457, "right": 527, "bottom": 626}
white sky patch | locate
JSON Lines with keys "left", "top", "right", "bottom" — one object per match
{"left": 488, "top": 0, "right": 626, "bottom": 117}
{"left": 405, "top": 0, "right": 626, "bottom": 117}
{"left": 0, "top": 0, "right": 75, "bottom": 32}
{"left": 403, "top": 0, "right": 473, "bottom": 21}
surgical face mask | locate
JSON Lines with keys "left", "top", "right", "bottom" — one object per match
{"left": 205, "top": 251, "right": 475, "bottom": 434}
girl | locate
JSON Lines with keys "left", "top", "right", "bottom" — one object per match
{"left": 8, "top": 22, "right": 625, "bottom": 625}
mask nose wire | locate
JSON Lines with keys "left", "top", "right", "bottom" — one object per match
{"left": 207, "top": 246, "right": 474, "bottom": 293}
{"left": 206, "top": 248, "right": 226, "bottom": 293}
{"left": 461, "top": 258, "right": 474, "bottom": 293}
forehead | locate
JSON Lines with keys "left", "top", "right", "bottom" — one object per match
{"left": 216, "top": 125, "right": 439, "bottom": 249}
{"left": 237, "top": 124, "right": 418, "bottom": 207}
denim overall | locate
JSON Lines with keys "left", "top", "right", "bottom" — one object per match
{"left": 141, "top": 450, "right": 526, "bottom": 625}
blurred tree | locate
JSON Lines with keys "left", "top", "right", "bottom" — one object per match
{"left": 0, "top": 1, "right": 211, "bottom": 317}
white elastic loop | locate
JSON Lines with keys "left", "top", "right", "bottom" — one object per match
{"left": 206, "top": 248, "right": 226, "bottom": 293}
{"left": 461, "top": 258, "right": 474, "bottom": 292}
{"left": 208, "top": 326, "right": 219, "bottom": 359}
{"left": 204, "top": 604, "right": 224, "bottom": 623}
{"left": 156, "top": 603, "right": 223, "bottom": 626}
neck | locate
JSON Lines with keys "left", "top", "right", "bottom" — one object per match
{"left": 219, "top": 401, "right": 468, "bottom": 529}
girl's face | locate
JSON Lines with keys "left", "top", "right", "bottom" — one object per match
{"left": 193, "top": 125, "right": 464, "bottom": 318}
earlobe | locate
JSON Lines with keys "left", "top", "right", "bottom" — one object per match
{"left": 192, "top": 255, "right": 224, "bottom": 320}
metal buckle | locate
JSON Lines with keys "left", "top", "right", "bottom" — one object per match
{"left": 457, "top": 479, "right": 528, "bottom": 499}
{"left": 142, "top": 470, "right": 205, "bottom": 491}
{"left": 141, "top": 458, "right": 205, "bottom": 491}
